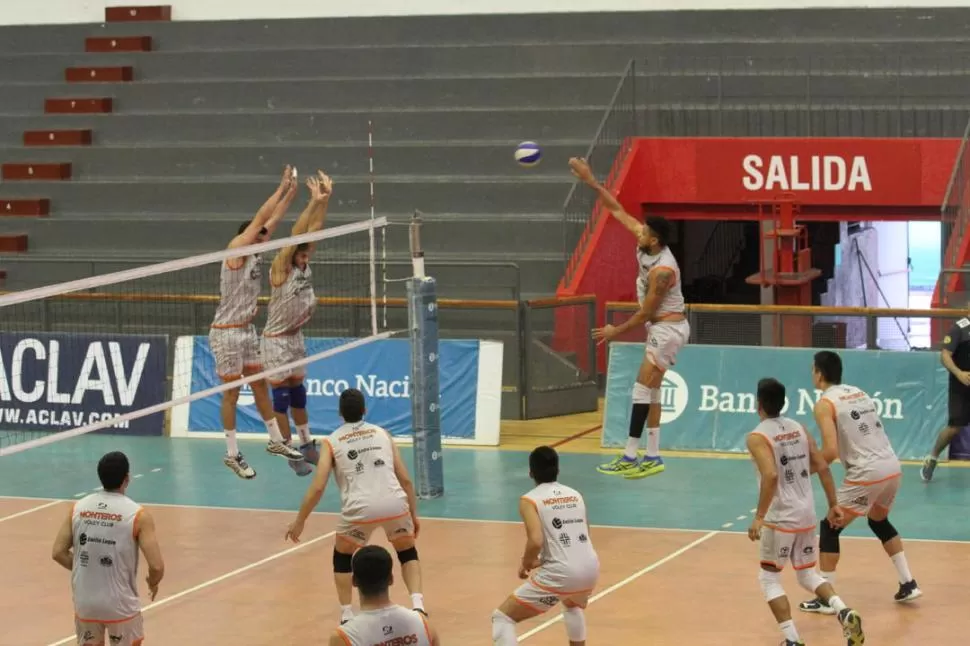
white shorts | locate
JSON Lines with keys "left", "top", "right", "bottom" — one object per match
{"left": 208, "top": 325, "right": 261, "bottom": 379}
{"left": 512, "top": 566, "right": 599, "bottom": 614}
{"left": 336, "top": 512, "right": 415, "bottom": 547}
{"left": 645, "top": 319, "right": 690, "bottom": 370}
{"left": 75, "top": 613, "right": 144, "bottom": 646}
{"left": 759, "top": 527, "right": 818, "bottom": 571}
{"left": 838, "top": 474, "right": 901, "bottom": 518}
{"left": 261, "top": 332, "right": 307, "bottom": 385}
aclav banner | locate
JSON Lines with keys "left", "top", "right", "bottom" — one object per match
{"left": 602, "top": 343, "right": 945, "bottom": 460}
{"left": 0, "top": 332, "right": 168, "bottom": 436}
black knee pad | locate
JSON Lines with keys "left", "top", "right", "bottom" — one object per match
{"left": 867, "top": 516, "right": 898, "bottom": 544}
{"left": 396, "top": 547, "right": 419, "bottom": 565}
{"left": 819, "top": 518, "right": 844, "bottom": 554}
{"left": 333, "top": 549, "right": 354, "bottom": 573}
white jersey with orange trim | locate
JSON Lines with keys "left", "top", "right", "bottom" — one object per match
{"left": 521, "top": 482, "right": 599, "bottom": 590}
{"left": 263, "top": 264, "right": 315, "bottom": 337}
{"left": 337, "top": 605, "right": 432, "bottom": 646}
{"left": 325, "top": 421, "right": 409, "bottom": 524}
{"left": 71, "top": 491, "right": 143, "bottom": 622}
{"left": 211, "top": 254, "right": 262, "bottom": 328}
{"left": 749, "top": 417, "right": 816, "bottom": 532}
{"left": 821, "top": 383, "right": 901, "bottom": 484}
{"left": 636, "top": 244, "right": 685, "bottom": 318}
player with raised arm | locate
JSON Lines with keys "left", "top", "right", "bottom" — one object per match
{"left": 285, "top": 388, "right": 427, "bottom": 625}
{"left": 921, "top": 313, "right": 970, "bottom": 482}
{"left": 569, "top": 157, "right": 689, "bottom": 479}
{"left": 799, "top": 351, "right": 922, "bottom": 616}
{"left": 328, "top": 545, "right": 440, "bottom": 646}
{"left": 262, "top": 170, "right": 332, "bottom": 476}
{"left": 747, "top": 379, "right": 864, "bottom": 646}
{"left": 210, "top": 165, "right": 304, "bottom": 478}
{"left": 491, "top": 446, "right": 600, "bottom": 646}
{"left": 52, "top": 451, "right": 165, "bottom": 646}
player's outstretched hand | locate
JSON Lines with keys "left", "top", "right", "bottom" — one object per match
{"left": 316, "top": 170, "right": 333, "bottom": 197}
{"left": 747, "top": 517, "right": 763, "bottom": 542}
{"left": 279, "top": 165, "right": 294, "bottom": 190}
{"left": 568, "top": 157, "right": 596, "bottom": 185}
{"left": 285, "top": 519, "right": 305, "bottom": 543}
{"left": 592, "top": 324, "right": 618, "bottom": 345}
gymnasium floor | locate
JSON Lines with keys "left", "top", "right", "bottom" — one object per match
{"left": 2, "top": 411, "right": 969, "bottom": 645}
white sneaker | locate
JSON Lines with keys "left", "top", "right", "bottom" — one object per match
{"left": 223, "top": 453, "right": 256, "bottom": 479}
{"left": 267, "top": 441, "right": 305, "bottom": 461}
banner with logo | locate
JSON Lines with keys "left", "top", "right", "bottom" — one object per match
{"left": 0, "top": 332, "right": 168, "bottom": 436}
{"left": 602, "top": 343, "right": 946, "bottom": 460}
{"left": 169, "top": 336, "right": 503, "bottom": 446}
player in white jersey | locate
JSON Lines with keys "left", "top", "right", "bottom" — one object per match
{"left": 51, "top": 452, "right": 165, "bottom": 646}
{"left": 747, "top": 379, "right": 864, "bottom": 646}
{"left": 491, "top": 446, "right": 600, "bottom": 646}
{"left": 211, "top": 165, "right": 305, "bottom": 478}
{"left": 262, "top": 170, "right": 332, "bottom": 476}
{"left": 286, "top": 388, "right": 427, "bottom": 625}
{"left": 330, "top": 545, "right": 441, "bottom": 646}
{"left": 569, "top": 157, "right": 689, "bottom": 480}
{"left": 799, "top": 351, "right": 922, "bottom": 616}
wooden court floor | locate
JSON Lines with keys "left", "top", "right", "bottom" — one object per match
{"left": 2, "top": 418, "right": 970, "bottom": 645}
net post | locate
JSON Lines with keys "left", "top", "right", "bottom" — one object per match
{"left": 407, "top": 211, "right": 443, "bottom": 498}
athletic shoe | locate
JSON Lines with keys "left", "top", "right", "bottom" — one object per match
{"left": 799, "top": 597, "right": 837, "bottom": 615}
{"left": 838, "top": 608, "right": 865, "bottom": 645}
{"left": 289, "top": 458, "right": 313, "bottom": 477}
{"left": 894, "top": 580, "right": 922, "bottom": 603}
{"left": 625, "top": 456, "right": 665, "bottom": 479}
{"left": 596, "top": 454, "right": 640, "bottom": 475}
{"left": 781, "top": 640, "right": 805, "bottom": 646}
{"left": 267, "top": 440, "right": 305, "bottom": 461}
{"left": 223, "top": 453, "right": 256, "bottom": 479}
{"left": 300, "top": 439, "right": 321, "bottom": 466}
{"left": 920, "top": 458, "right": 937, "bottom": 482}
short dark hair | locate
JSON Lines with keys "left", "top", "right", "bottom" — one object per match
{"left": 352, "top": 545, "right": 393, "bottom": 597}
{"left": 339, "top": 388, "right": 366, "bottom": 423}
{"left": 757, "top": 378, "right": 786, "bottom": 417}
{"left": 529, "top": 446, "right": 559, "bottom": 484}
{"left": 644, "top": 216, "right": 671, "bottom": 247}
{"left": 97, "top": 451, "right": 130, "bottom": 491}
{"left": 813, "top": 351, "right": 843, "bottom": 385}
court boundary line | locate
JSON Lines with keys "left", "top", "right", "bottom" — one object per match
{"left": 3, "top": 495, "right": 968, "bottom": 545}
{"left": 45, "top": 528, "right": 337, "bottom": 646}
{"left": 518, "top": 530, "right": 720, "bottom": 642}
{"left": 0, "top": 499, "right": 64, "bottom": 524}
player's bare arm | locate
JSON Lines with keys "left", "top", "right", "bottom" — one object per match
{"left": 805, "top": 432, "right": 844, "bottom": 528}
{"left": 746, "top": 433, "right": 777, "bottom": 541}
{"left": 568, "top": 157, "right": 644, "bottom": 237}
{"left": 285, "top": 443, "right": 334, "bottom": 543}
{"left": 136, "top": 509, "right": 165, "bottom": 600}
{"left": 270, "top": 173, "right": 330, "bottom": 286}
{"left": 261, "top": 172, "right": 299, "bottom": 238}
{"left": 51, "top": 506, "right": 74, "bottom": 571}
{"left": 231, "top": 165, "right": 294, "bottom": 250}
{"left": 302, "top": 170, "right": 334, "bottom": 256}
{"left": 941, "top": 347, "right": 970, "bottom": 386}
{"left": 813, "top": 400, "right": 840, "bottom": 465}
{"left": 593, "top": 267, "right": 674, "bottom": 343}
{"left": 517, "top": 498, "right": 544, "bottom": 579}
{"left": 390, "top": 436, "right": 421, "bottom": 538}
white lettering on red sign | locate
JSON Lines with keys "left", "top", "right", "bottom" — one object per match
{"left": 741, "top": 155, "right": 873, "bottom": 192}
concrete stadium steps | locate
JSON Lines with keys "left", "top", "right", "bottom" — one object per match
{"left": 0, "top": 141, "right": 584, "bottom": 178}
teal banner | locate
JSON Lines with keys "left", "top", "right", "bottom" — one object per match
{"left": 602, "top": 343, "right": 946, "bottom": 460}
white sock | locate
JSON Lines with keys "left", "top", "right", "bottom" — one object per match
{"left": 891, "top": 552, "right": 913, "bottom": 584}
{"left": 828, "top": 595, "right": 847, "bottom": 613}
{"left": 224, "top": 429, "right": 239, "bottom": 456}
{"left": 340, "top": 604, "right": 354, "bottom": 622}
{"left": 646, "top": 427, "right": 660, "bottom": 457}
{"left": 296, "top": 423, "right": 312, "bottom": 444}
{"left": 778, "top": 619, "right": 800, "bottom": 642}
{"left": 491, "top": 611, "right": 517, "bottom": 646}
{"left": 265, "top": 417, "right": 283, "bottom": 443}
{"left": 624, "top": 436, "right": 641, "bottom": 459}
{"left": 411, "top": 593, "right": 424, "bottom": 611}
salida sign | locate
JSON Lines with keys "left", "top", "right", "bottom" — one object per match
{"left": 0, "top": 332, "right": 167, "bottom": 435}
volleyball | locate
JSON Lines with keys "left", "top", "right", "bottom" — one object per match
{"left": 515, "top": 141, "right": 542, "bottom": 167}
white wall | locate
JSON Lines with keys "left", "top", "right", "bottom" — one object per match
{"left": 1, "top": 0, "right": 967, "bottom": 26}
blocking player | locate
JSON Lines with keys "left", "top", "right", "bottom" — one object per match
{"left": 210, "top": 165, "right": 305, "bottom": 478}
{"left": 921, "top": 314, "right": 970, "bottom": 482}
{"left": 491, "top": 446, "right": 600, "bottom": 646}
{"left": 262, "top": 170, "right": 332, "bottom": 476}
{"left": 329, "top": 545, "right": 440, "bottom": 646}
{"left": 51, "top": 451, "right": 165, "bottom": 646}
{"left": 800, "top": 351, "right": 922, "bottom": 615}
{"left": 569, "top": 157, "right": 689, "bottom": 479}
{"left": 747, "top": 378, "right": 864, "bottom": 646}
{"left": 285, "top": 388, "right": 427, "bottom": 624}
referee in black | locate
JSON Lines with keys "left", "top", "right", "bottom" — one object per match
{"left": 922, "top": 315, "right": 970, "bottom": 482}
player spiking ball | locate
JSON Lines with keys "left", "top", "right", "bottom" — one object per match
{"left": 568, "top": 157, "right": 689, "bottom": 478}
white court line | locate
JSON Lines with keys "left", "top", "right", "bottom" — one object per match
{"left": 45, "top": 529, "right": 337, "bottom": 646}
{"left": 518, "top": 531, "right": 720, "bottom": 642}
{"left": 0, "top": 499, "right": 64, "bottom": 524}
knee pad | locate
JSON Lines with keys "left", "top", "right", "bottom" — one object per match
{"left": 819, "top": 519, "right": 843, "bottom": 554}
{"left": 272, "top": 387, "right": 291, "bottom": 414}
{"left": 758, "top": 568, "right": 786, "bottom": 602}
{"left": 562, "top": 606, "right": 587, "bottom": 642}
{"left": 289, "top": 383, "right": 307, "bottom": 409}
{"left": 795, "top": 567, "right": 826, "bottom": 595}
{"left": 396, "top": 547, "right": 419, "bottom": 565}
{"left": 632, "top": 382, "right": 651, "bottom": 404}
{"left": 867, "top": 516, "right": 898, "bottom": 544}
{"left": 333, "top": 549, "right": 353, "bottom": 573}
